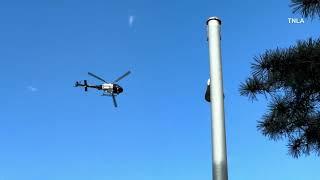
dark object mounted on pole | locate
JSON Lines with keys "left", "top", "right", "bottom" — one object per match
{"left": 205, "top": 79, "right": 211, "bottom": 102}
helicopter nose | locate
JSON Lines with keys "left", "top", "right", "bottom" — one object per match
{"left": 118, "top": 87, "right": 123, "bottom": 93}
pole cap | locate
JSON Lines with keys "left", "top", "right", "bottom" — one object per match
{"left": 206, "top": 17, "right": 221, "bottom": 25}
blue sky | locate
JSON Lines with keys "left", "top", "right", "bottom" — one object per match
{"left": 0, "top": 0, "right": 319, "bottom": 179}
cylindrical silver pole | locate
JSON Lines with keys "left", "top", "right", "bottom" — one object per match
{"left": 206, "top": 17, "right": 228, "bottom": 180}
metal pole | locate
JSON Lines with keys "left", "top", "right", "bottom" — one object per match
{"left": 206, "top": 17, "right": 228, "bottom": 180}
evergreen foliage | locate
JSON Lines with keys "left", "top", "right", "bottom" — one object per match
{"left": 291, "top": 0, "right": 320, "bottom": 18}
{"left": 240, "top": 38, "right": 320, "bottom": 157}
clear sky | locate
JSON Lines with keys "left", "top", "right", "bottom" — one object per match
{"left": 0, "top": 0, "right": 319, "bottom": 180}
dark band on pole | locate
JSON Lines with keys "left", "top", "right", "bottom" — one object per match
{"left": 206, "top": 17, "right": 222, "bottom": 25}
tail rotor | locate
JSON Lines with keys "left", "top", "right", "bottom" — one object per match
{"left": 74, "top": 80, "right": 89, "bottom": 92}
{"left": 74, "top": 81, "right": 80, "bottom": 87}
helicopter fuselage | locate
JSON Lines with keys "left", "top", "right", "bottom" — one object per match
{"left": 102, "top": 83, "right": 123, "bottom": 94}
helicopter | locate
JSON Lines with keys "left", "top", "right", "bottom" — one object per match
{"left": 75, "top": 71, "right": 131, "bottom": 107}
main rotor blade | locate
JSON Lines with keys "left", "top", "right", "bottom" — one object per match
{"left": 88, "top": 72, "right": 108, "bottom": 83}
{"left": 113, "top": 71, "right": 131, "bottom": 83}
{"left": 112, "top": 94, "right": 118, "bottom": 108}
